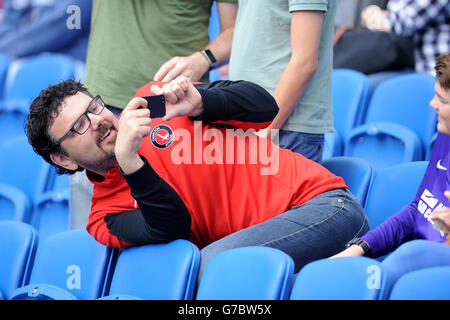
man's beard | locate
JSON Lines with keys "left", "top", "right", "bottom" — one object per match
{"left": 77, "top": 122, "right": 119, "bottom": 175}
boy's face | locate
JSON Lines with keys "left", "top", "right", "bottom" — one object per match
{"left": 48, "top": 91, "right": 120, "bottom": 175}
{"left": 430, "top": 82, "right": 450, "bottom": 136}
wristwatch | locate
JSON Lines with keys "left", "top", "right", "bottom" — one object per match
{"left": 346, "top": 238, "right": 372, "bottom": 256}
{"left": 200, "top": 49, "right": 217, "bottom": 70}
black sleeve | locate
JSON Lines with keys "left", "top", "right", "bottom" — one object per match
{"left": 104, "top": 156, "right": 191, "bottom": 245}
{"left": 193, "top": 80, "right": 279, "bottom": 124}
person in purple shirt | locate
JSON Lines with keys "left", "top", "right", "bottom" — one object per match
{"left": 331, "top": 52, "right": 450, "bottom": 287}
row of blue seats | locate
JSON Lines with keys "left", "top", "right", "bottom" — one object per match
{"left": 0, "top": 56, "right": 434, "bottom": 247}
{"left": 0, "top": 147, "right": 426, "bottom": 251}
{"left": 2, "top": 220, "right": 449, "bottom": 300}
{"left": 0, "top": 53, "right": 74, "bottom": 242}
{"left": 0, "top": 135, "right": 69, "bottom": 242}
{"left": 324, "top": 69, "right": 436, "bottom": 170}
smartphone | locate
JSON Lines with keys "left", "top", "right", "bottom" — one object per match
{"left": 142, "top": 95, "right": 166, "bottom": 118}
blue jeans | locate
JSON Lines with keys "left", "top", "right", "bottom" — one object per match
{"left": 278, "top": 130, "right": 324, "bottom": 163}
{"left": 199, "top": 188, "right": 369, "bottom": 279}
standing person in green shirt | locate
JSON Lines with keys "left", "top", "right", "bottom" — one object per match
{"left": 84, "top": 0, "right": 237, "bottom": 114}
{"left": 229, "top": 0, "right": 336, "bottom": 163}
{"left": 70, "top": 0, "right": 237, "bottom": 230}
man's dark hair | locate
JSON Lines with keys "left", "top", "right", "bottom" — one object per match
{"left": 25, "top": 80, "right": 92, "bottom": 175}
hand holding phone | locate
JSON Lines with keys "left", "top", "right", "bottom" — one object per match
{"left": 141, "top": 95, "right": 166, "bottom": 118}
{"left": 150, "top": 76, "right": 203, "bottom": 122}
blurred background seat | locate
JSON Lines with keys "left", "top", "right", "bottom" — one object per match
{"left": 344, "top": 73, "right": 436, "bottom": 169}
{"left": 323, "top": 69, "right": 372, "bottom": 159}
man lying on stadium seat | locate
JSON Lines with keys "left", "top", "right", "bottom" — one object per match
{"left": 25, "top": 76, "right": 368, "bottom": 275}
{"left": 331, "top": 53, "right": 450, "bottom": 280}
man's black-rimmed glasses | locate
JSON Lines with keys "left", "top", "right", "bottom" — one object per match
{"left": 55, "top": 95, "right": 106, "bottom": 144}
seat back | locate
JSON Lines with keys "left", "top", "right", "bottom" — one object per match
{"left": 0, "top": 183, "right": 32, "bottom": 222}
{"left": 22, "top": 229, "right": 112, "bottom": 300}
{"left": 196, "top": 246, "right": 294, "bottom": 300}
{"left": 0, "top": 136, "right": 50, "bottom": 204}
{"left": 322, "top": 131, "right": 343, "bottom": 159}
{"left": 321, "top": 156, "right": 374, "bottom": 206}
{"left": 290, "top": 257, "right": 388, "bottom": 300}
{"left": 104, "top": 240, "right": 200, "bottom": 300}
{"left": 363, "top": 73, "right": 436, "bottom": 155}
{"left": 5, "top": 53, "right": 75, "bottom": 103}
{"left": 332, "top": 69, "right": 372, "bottom": 142}
{"left": 389, "top": 267, "right": 450, "bottom": 300}
{"left": 0, "top": 101, "right": 30, "bottom": 139}
{"left": 345, "top": 122, "right": 423, "bottom": 170}
{"left": 31, "top": 190, "right": 69, "bottom": 242}
{"left": 0, "top": 221, "right": 37, "bottom": 299}
{"left": 364, "top": 161, "right": 428, "bottom": 228}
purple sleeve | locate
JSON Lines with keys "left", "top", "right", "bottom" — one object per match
{"left": 361, "top": 202, "right": 417, "bottom": 257}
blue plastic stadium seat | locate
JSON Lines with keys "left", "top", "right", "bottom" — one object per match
{"left": 31, "top": 190, "right": 69, "bottom": 242}
{"left": 0, "top": 136, "right": 51, "bottom": 206}
{"left": 0, "top": 183, "right": 32, "bottom": 222}
{"left": 345, "top": 73, "right": 436, "bottom": 167}
{"left": 0, "top": 221, "right": 37, "bottom": 299}
{"left": 11, "top": 229, "right": 113, "bottom": 300}
{"left": 323, "top": 131, "right": 343, "bottom": 159}
{"left": 389, "top": 267, "right": 450, "bottom": 300}
{"left": 0, "top": 54, "right": 76, "bottom": 140}
{"left": 38, "top": 165, "right": 70, "bottom": 195}
{"left": 11, "top": 283, "right": 77, "bottom": 300}
{"left": 380, "top": 240, "right": 450, "bottom": 295}
{"left": 345, "top": 122, "right": 423, "bottom": 170}
{"left": 101, "top": 239, "right": 199, "bottom": 300}
{"left": 325, "top": 69, "right": 372, "bottom": 159}
{"left": 3, "top": 53, "right": 75, "bottom": 105}
{"left": 364, "top": 161, "right": 428, "bottom": 229}
{"left": 332, "top": 69, "right": 372, "bottom": 143}
{"left": 290, "top": 257, "right": 388, "bottom": 300}
{"left": 196, "top": 246, "right": 294, "bottom": 300}
{"left": 0, "top": 53, "right": 76, "bottom": 137}
{"left": 321, "top": 156, "right": 374, "bottom": 207}
{"left": 0, "top": 104, "right": 31, "bottom": 139}
{"left": 364, "top": 73, "right": 436, "bottom": 147}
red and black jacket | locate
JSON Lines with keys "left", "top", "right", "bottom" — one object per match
{"left": 86, "top": 80, "right": 347, "bottom": 249}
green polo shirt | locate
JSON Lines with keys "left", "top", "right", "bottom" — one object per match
{"left": 229, "top": 0, "right": 336, "bottom": 134}
{"left": 84, "top": 0, "right": 235, "bottom": 109}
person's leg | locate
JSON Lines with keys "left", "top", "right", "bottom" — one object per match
{"left": 278, "top": 130, "right": 324, "bottom": 163}
{"left": 198, "top": 188, "right": 369, "bottom": 280}
{"left": 381, "top": 240, "right": 450, "bottom": 294}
